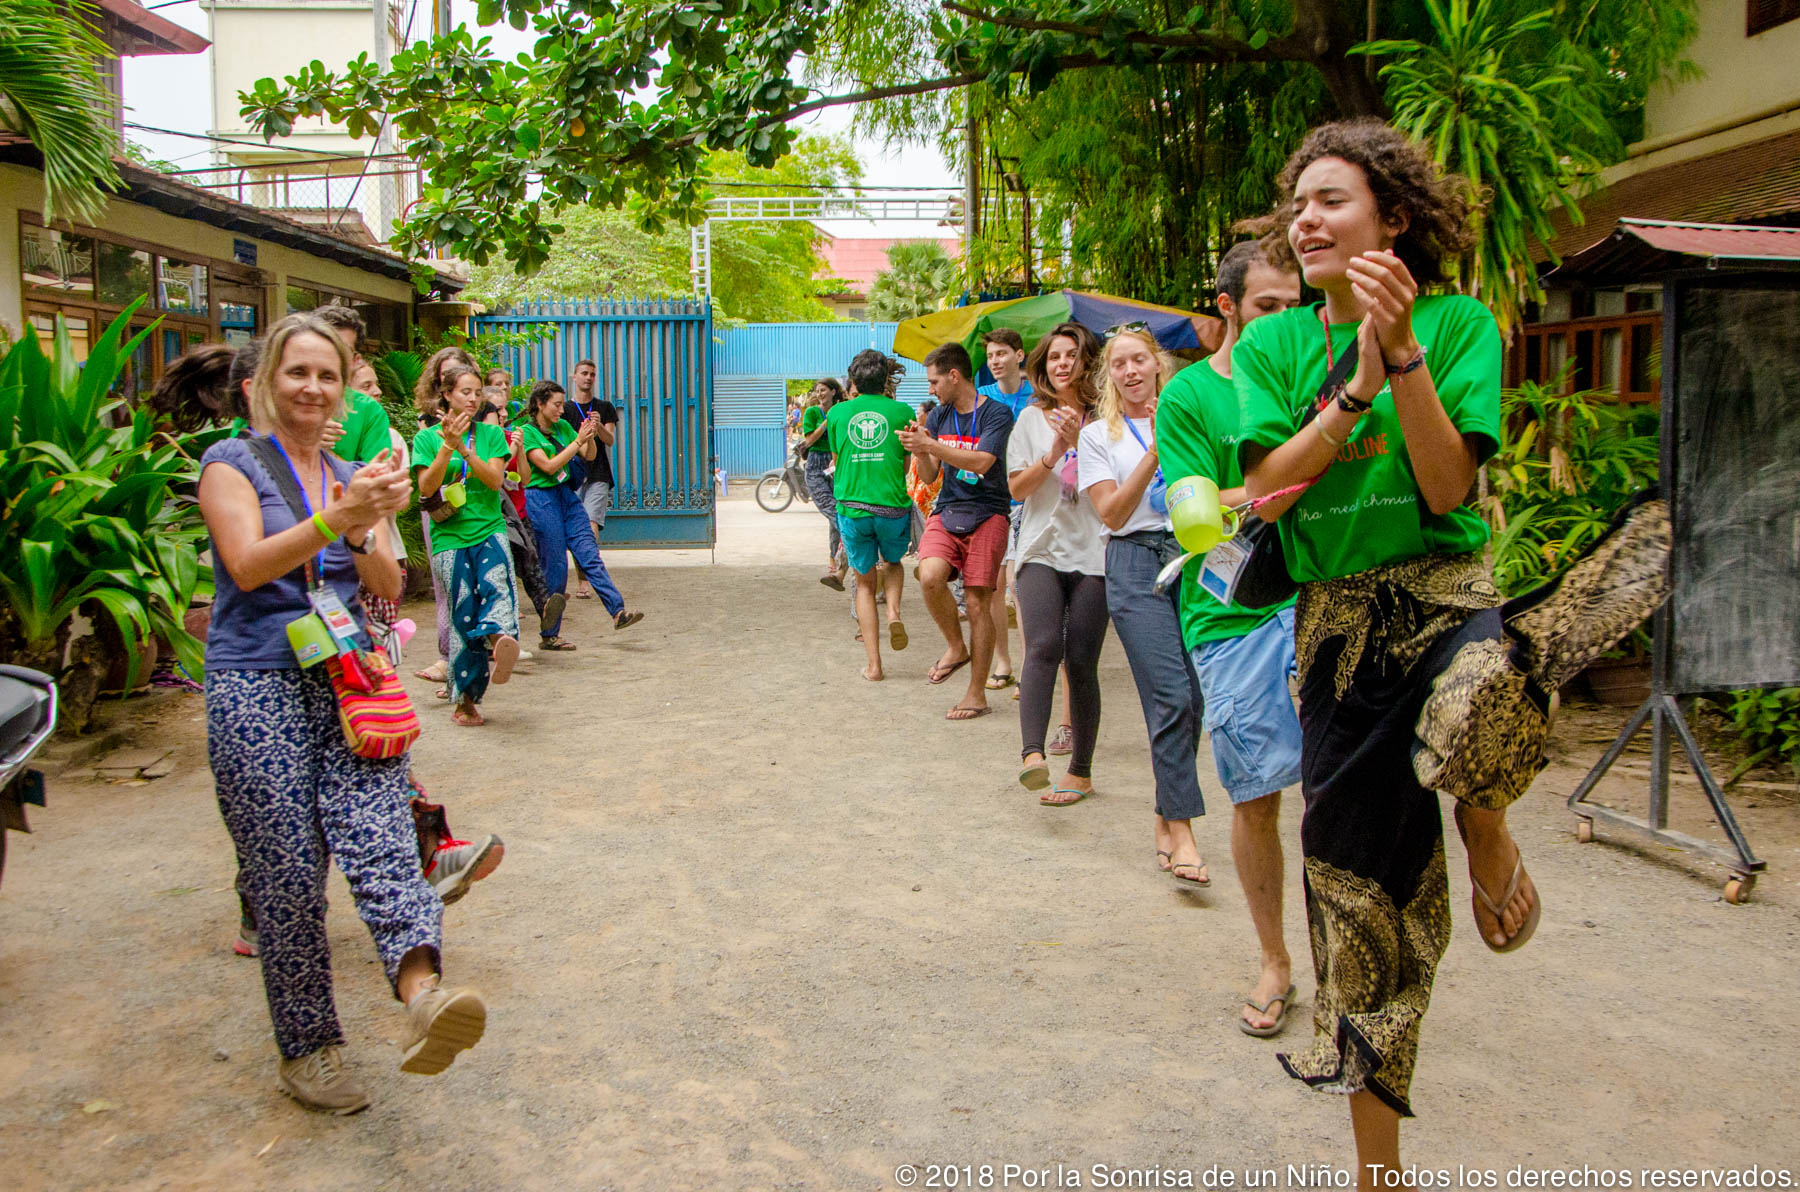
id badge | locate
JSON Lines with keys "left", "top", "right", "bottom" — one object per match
{"left": 1198, "top": 535, "right": 1253, "bottom": 606}
{"left": 955, "top": 467, "right": 982, "bottom": 487}
{"left": 309, "top": 586, "right": 360, "bottom": 649}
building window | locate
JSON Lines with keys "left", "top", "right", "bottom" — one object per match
{"left": 96, "top": 243, "right": 152, "bottom": 306}
{"left": 1747, "top": 0, "right": 1800, "bottom": 36}
{"left": 1511, "top": 288, "right": 1661, "bottom": 403}
{"left": 287, "top": 284, "right": 323, "bottom": 314}
{"left": 158, "top": 257, "right": 210, "bottom": 315}
{"left": 20, "top": 226, "right": 94, "bottom": 296}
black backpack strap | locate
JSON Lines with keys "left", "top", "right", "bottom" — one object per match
{"left": 1299, "top": 336, "right": 1360, "bottom": 428}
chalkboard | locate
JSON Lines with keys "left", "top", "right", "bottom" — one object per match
{"left": 1669, "top": 281, "right": 1800, "bottom": 693}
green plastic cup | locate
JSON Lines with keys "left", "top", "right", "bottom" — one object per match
{"left": 1167, "top": 474, "right": 1238, "bottom": 554}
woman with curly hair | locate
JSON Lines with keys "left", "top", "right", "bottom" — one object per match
{"left": 1237, "top": 119, "right": 1668, "bottom": 1175}
{"left": 1008, "top": 322, "right": 1108, "bottom": 806}
{"left": 410, "top": 346, "right": 478, "bottom": 683}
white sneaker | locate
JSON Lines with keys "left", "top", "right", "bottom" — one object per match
{"left": 424, "top": 834, "right": 504, "bottom": 905}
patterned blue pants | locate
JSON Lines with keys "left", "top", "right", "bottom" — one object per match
{"left": 207, "top": 667, "right": 442, "bottom": 1059}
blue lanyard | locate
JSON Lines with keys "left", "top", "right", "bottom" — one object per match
{"left": 953, "top": 404, "right": 973, "bottom": 447}
{"left": 266, "top": 434, "right": 330, "bottom": 584}
{"left": 569, "top": 397, "right": 593, "bottom": 424}
{"left": 1122, "top": 415, "right": 1162, "bottom": 478}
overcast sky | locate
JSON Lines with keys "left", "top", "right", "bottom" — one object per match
{"left": 120, "top": 0, "right": 959, "bottom": 241}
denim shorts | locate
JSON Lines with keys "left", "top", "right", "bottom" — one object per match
{"left": 838, "top": 509, "right": 911, "bottom": 575}
{"left": 1191, "top": 606, "right": 1303, "bottom": 804}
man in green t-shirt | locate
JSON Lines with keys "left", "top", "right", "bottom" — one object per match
{"left": 314, "top": 305, "right": 394, "bottom": 465}
{"left": 1156, "top": 240, "right": 1305, "bottom": 1038}
{"left": 827, "top": 349, "right": 916, "bottom": 681}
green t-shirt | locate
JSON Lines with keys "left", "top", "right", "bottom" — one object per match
{"left": 800, "top": 405, "right": 831, "bottom": 455}
{"left": 411, "top": 420, "right": 510, "bottom": 551}
{"left": 338, "top": 388, "right": 393, "bottom": 465}
{"left": 826, "top": 393, "right": 916, "bottom": 513}
{"left": 521, "top": 420, "right": 575, "bottom": 488}
{"left": 1235, "top": 295, "right": 1501, "bottom": 583}
{"left": 1156, "top": 358, "right": 1288, "bottom": 648}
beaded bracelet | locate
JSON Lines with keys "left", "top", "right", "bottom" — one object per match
{"left": 1385, "top": 346, "right": 1428, "bottom": 377}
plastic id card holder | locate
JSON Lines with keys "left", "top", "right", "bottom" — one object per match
{"left": 309, "top": 587, "right": 360, "bottom": 649}
{"left": 1198, "top": 535, "right": 1253, "bottom": 606}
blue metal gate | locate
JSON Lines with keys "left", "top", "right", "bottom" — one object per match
{"left": 475, "top": 299, "right": 715, "bottom": 548}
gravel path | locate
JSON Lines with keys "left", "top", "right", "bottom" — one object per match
{"left": 2, "top": 497, "right": 1795, "bottom": 1191}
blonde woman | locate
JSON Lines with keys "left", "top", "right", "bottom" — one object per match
{"left": 1007, "top": 322, "right": 1108, "bottom": 806}
{"left": 1076, "top": 325, "right": 1210, "bottom": 887}
{"left": 198, "top": 313, "right": 486, "bottom": 1113}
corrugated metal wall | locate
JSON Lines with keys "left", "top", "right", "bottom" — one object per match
{"left": 712, "top": 322, "right": 930, "bottom": 477}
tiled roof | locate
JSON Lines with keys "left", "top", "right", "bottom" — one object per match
{"left": 1544, "top": 129, "right": 1800, "bottom": 261}
{"left": 1550, "top": 218, "right": 1800, "bottom": 283}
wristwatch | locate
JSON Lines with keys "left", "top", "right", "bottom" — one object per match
{"left": 343, "top": 527, "right": 376, "bottom": 555}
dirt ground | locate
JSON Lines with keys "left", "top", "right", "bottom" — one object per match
{"left": 3, "top": 495, "right": 1797, "bottom": 1192}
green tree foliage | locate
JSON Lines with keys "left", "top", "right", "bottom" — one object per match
{"left": 465, "top": 136, "right": 861, "bottom": 322}
{"left": 0, "top": 0, "right": 126, "bottom": 224}
{"left": 868, "top": 240, "right": 958, "bottom": 320}
{"left": 239, "top": 0, "right": 1693, "bottom": 323}
{"left": 1355, "top": 0, "right": 1695, "bottom": 330}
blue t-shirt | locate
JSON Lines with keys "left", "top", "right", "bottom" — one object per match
{"left": 927, "top": 396, "right": 1014, "bottom": 533}
{"left": 977, "top": 379, "right": 1035, "bottom": 418}
{"left": 201, "top": 436, "right": 370, "bottom": 670}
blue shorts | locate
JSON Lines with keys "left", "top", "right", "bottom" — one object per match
{"left": 1190, "top": 606, "right": 1303, "bottom": 805}
{"left": 838, "top": 510, "right": 911, "bottom": 575}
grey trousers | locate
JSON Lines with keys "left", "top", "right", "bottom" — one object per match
{"left": 1104, "top": 532, "right": 1207, "bottom": 821}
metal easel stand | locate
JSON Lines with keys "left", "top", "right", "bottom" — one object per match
{"left": 1566, "top": 605, "right": 1766, "bottom": 903}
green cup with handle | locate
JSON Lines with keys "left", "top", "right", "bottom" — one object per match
{"left": 1166, "top": 474, "right": 1239, "bottom": 554}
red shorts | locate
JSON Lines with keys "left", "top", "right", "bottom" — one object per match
{"left": 919, "top": 512, "right": 1009, "bottom": 590}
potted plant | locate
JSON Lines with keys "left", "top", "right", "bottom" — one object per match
{"left": 0, "top": 302, "right": 211, "bottom": 729}
{"left": 1485, "top": 375, "right": 1660, "bottom": 699}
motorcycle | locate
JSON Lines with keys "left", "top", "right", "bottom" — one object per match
{"left": 754, "top": 446, "right": 813, "bottom": 514}
{"left": 0, "top": 667, "right": 58, "bottom": 891}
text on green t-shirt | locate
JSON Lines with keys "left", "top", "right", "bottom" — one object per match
{"left": 411, "top": 419, "right": 511, "bottom": 551}
{"left": 521, "top": 420, "right": 575, "bottom": 488}
{"left": 1234, "top": 295, "right": 1501, "bottom": 583}
{"left": 827, "top": 393, "right": 917, "bottom": 512}
{"left": 1155, "top": 358, "right": 1287, "bottom": 649}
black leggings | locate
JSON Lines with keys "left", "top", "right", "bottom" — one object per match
{"left": 1015, "top": 562, "right": 1108, "bottom": 778}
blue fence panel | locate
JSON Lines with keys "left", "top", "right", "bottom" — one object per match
{"left": 475, "top": 298, "right": 715, "bottom": 548}
{"left": 712, "top": 374, "right": 787, "bottom": 477}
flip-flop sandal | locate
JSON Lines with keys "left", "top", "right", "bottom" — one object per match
{"left": 1040, "top": 784, "right": 1088, "bottom": 807}
{"left": 538, "top": 637, "right": 578, "bottom": 651}
{"left": 889, "top": 621, "right": 908, "bottom": 651}
{"left": 614, "top": 610, "right": 644, "bottom": 630}
{"left": 1047, "top": 724, "right": 1074, "bottom": 756}
{"left": 820, "top": 574, "right": 846, "bottom": 591}
{"left": 1454, "top": 804, "right": 1541, "bottom": 953}
{"left": 488, "top": 635, "right": 520, "bottom": 685}
{"left": 415, "top": 661, "right": 448, "bottom": 682}
{"left": 1012, "top": 688, "right": 1020, "bottom": 701}
{"left": 945, "top": 704, "right": 992, "bottom": 721}
{"left": 451, "top": 705, "right": 484, "bottom": 727}
{"left": 1155, "top": 849, "right": 1173, "bottom": 872}
{"left": 573, "top": 588, "right": 594, "bottom": 599}
{"left": 928, "top": 657, "right": 970, "bottom": 685}
{"left": 1239, "top": 984, "right": 1297, "bottom": 1038}
{"left": 1018, "top": 760, "right": 1051, "bottom": 790}
{"left": 1171, "top": 861, "right": 1211, "bottom": 887}
{"left": 434, "top": 687, "right": 449, "bottom": 701}
{"left": 541, "top": 592, "right": 567, "bottom": 631}
{"left": 986, "top": 671, "right": 1017, "bottom": 690}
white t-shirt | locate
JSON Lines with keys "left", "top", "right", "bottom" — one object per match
{"left": 1005, "top": 405, "right": 1106, "bottom": 575}
{"left": 1077, "top": 415, "right": 1169, "bottom": 538}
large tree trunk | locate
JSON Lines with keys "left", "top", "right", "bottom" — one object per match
{"left": 1291, "top": 0, "right": 1389, "bottom": 118}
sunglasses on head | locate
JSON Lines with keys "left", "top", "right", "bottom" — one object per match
{"left": 1102, "top": 320, "right": 1152, "bottom": 341}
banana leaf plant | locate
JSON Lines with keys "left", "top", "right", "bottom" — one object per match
{"left": 0, "top": 300, "right": 212, "bottom": 727}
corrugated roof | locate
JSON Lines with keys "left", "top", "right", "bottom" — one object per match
{"left": 1543, "top": 129, "right": 1800, "bottom": 261}
{"left": 1549, "top": 218, "right": 1800, "bottom": 283}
